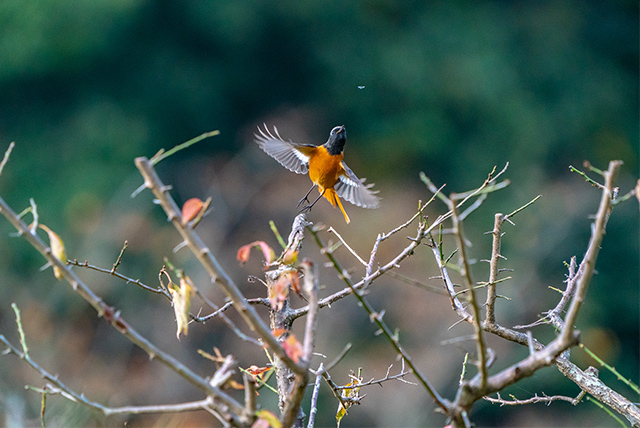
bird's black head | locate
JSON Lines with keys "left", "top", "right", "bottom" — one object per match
{"left": 324, "top": 125, "right": 347, "bottom": 155}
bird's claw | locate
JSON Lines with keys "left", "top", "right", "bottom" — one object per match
{"left": 296, "top": 196, "right": 310, "bottom": 208}
{"left": 298, "top": 204, "right": 312, "bottom": 214}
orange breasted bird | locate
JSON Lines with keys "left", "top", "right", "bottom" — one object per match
{"left": 255, "top": 125, "right": 380, "bottom": 223}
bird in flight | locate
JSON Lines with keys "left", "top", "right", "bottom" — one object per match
{"left": 255, "top": 125, "right": 380, "bottom": 223}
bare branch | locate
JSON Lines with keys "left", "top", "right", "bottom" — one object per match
{"left": 446, "top": 161, "right": 633, "bottom": 427}
{"left": 333, "top": 361, "right": 414, "bottom": 389}
{"left": 484, "top": 213, "right": 505, "bottom": 325}
{"left": 307, "top": 219, "right": 451, "bottom": 414}
{"left": 292, "top": 206, "right": 452, "bottom": 321}
{"left": 569, "top": 164, "right": 606, "bottom": 190}
{"left": 321, "top": 370, "right": 356, "bottom": 417}
{"left": 300, "top": 260, "right": 319, "bottom": 364}
{"left": 328, "top": 227, "right": 367, "bottom": 266}
{"left": 0, "top": 142, "right": 15, "bottom": 176}
{"left": 134, "top": 157, "right": 305, "bottom": 376}
{"left": 559, "top": 161, "right": 622, "bottom": 344}
{"left": 0, "top": 321, "right": 238, "bottom": 421}
{"left": 307, "top": 363, "right": 324, "bottom": 428}
{"left": 429, "top": 236, "right": 472, "bottom": 321}
{"left": 69, "top": 258, "right": 261, "bottom": 345}
{"left": 69, "top": 259, "right": 170, "bottom": 297}
{"left": 0, "top": 196, "right": 246, "bottom": 422}
{"left": 483, "top": 391, "right": 582, "bottom": 406}
{"left": 450, "top": 198, "right": 488, "bottom": 392}
{"left": 242, "top": 372, "right": 257, "bottom": 423}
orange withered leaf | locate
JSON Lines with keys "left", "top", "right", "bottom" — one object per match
{"left": 181, "top": 198, "right": 204, "bottom": 225}
{"left": 237, "top": 244, "right": 252, "bottom": 264}
{"left": 282, "top": 334, "right": 303, "bottom": 364}
{"left": 269, "top": 273, "right": 290, "bottom": 311}
{"left": 272, "top": 328, "right": 286, "bottom": 338}
{"left": 288, "top": 270, "right": 301, "bottom": 296}
{"left": 237, "top": 241, "right": 275, "bottom": 265}
{"left": 245, "top": 365, "right": 271, "bottom": 381}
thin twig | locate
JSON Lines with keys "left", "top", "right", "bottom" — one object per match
{"left": 324, "top": 343, "right": 353, "bottom": 372}
{"left": 559, "top": 161, "right": 621, "bottom": 345}
{"left": 308, "top": 221, "right": 450, "bottom": 413}
{"left": 328, "top": 227, "right": 367, "bottom": 266}
{"left": 151, "top": 131, "right": 220, "bottom": 165}
{"left": 291, "top": 208, "right": 451, "bottom": 320}
{"left": 0, "top": 196, "right": 246, "bottom": 422}
{"left": 0, "top": 320, "right": 235, "bottom": 420}
{"left": 333, "top": 361, "right": 414, "bottom": 389}
{"left": 450, "top": 198, "right": 488, "bottom": 392}
{"left": 483, "top": 391, "right": 582, "bottom": 406}
{"left": 569, "top": 165, "right": 606, "bottom": 190}
{"left": 0, "top": 142, "right": 15, "bottom": 176}
{"left": 307, "top": 365, "right": 323, "bottom": 428}
{"left": 111, "top": 241, "right": 128, "bottom": 272}
{"left": 69, "top": 259, "right": 169, "bottom": 296}
{"left": 135, "top": 157, "right": 305, "bottom": 376}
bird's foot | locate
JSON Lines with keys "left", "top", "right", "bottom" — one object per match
{"left": 296, "top": 196, "right": 310, "bottom": 208}
{"left": 298, "top": 204, "right": 312, "bottom": 214}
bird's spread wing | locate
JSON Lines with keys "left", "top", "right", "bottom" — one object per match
{"left": 336, "top": 162, "right": 381, "bottom": 209}
{"left": 254, "top": 125, "right": 312, "bottom": 175}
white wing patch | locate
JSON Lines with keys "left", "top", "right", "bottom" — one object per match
{"left": 255, "top": 125, "right": 310, "bottom": 175}
{"left": 335, "top": 162, "right": 381, "bottom": 209}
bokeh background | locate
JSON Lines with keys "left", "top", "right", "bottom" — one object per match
{"left": 0, "top": 1, "right": 638, "bottom": 427}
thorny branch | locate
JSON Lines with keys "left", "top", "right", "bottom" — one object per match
{"left": 289, "top": 201, "right": 448, "bottom": 321}
{"left": 308, "top": 210, "right": 451, "bottom": 413}
{"left": 0, "top": 304, "right": 239, "bottom": 424}
{"left": 135, "top": 157, "right": 306, "bottom": 377}
{"left": 483, "top": 391, "right": 585, "bottom": 407}
{"left": 280, "top": 259, "right": 319, "bottom": 428}
{"left": 435, "top": 161, "right": 639, "bottom": 427}
{"left": 1, "top": 135, "right": 636, "bottom": 428}
{"left": 67, "top": 258, "right": 263, "bottom": 345}
{"left": 0, "top": 194, "right": 247, "bottom": 424}
{"left": 333, "top": 360, "right": 415, "bottom": 390}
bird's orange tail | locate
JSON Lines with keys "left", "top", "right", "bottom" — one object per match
{"left": 323, "top": 188, "right": 350, "bottom": 224}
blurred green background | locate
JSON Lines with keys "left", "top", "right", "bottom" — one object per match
{"left": 0, "top": 1, "right": 638, "bottom": 427}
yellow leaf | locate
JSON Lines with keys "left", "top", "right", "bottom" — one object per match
{"left": 226, "top": 379, "right": 245, "bottom": 390}
{"left": 254, "top": 410, "right": 281, "bottom": 428}
{"left": 336, "top": 403, "right": 347, "bottom": 428}
{"left": 281, "top": 248, "right": 298, "bottom": 265}
{"left": 169, "top": 276, "right": 195, "bottom": 339}
{"left": 39, "top": 224, "right": 66, "bottom": 280}
{"left": 336, "top": 375, "right": 362, "bottom": 427}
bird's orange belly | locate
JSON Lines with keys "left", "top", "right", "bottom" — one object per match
{"left": 308, "top": 149, "right": 343, "bottom": 190}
